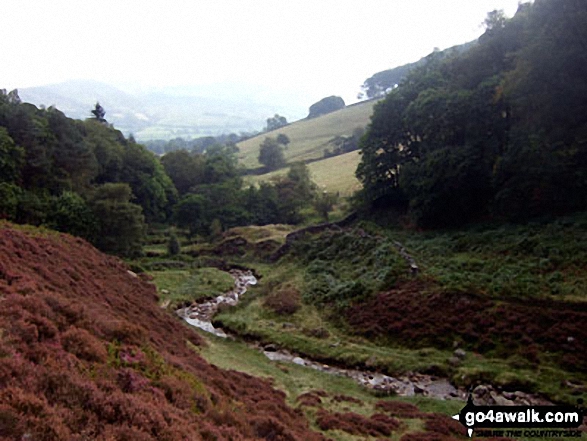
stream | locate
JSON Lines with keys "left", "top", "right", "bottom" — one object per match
{"left": 176, "top": 269, "right": 553, "bottom": 405}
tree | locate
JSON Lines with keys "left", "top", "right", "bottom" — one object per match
{"left": 91, "top": 102, "right": 107, "bottom": 124}
{"left": 314, "top": 191, "right": 338, "bottom": 221}
{"left": 120, "top": 141, "right": 178, "bottom": 223}
{"left": 161, "top": 149, "right": 206, "bottom": 195}
{"left": 173, "top": 193, "right": 208, "bottom": 236}
{"left": 258, "top": 137, "right": 286, "bottom": 171}
{"left": 46, "top": 191, "right": 98, "bottom": 240}
{"left": 0, "top": 127, "right": 24, "bottom": 184}
{"left": 484, "top": 9, "right": 507, "bottom": 32}
{"left": 307, "top": 96, "right": 345, "bottom": 118}
{"left": 276, "top": 133, "right": 290, "bottom": 148}
{"left": 269, "top": 163, "right": 317, "bottom": 224}
{"left": 90, "top": 183, "right": 146, "bottom": 257}
{"left": 266, "top": 114, "right": 287, "bottom": 132}
{"left": 203, "top": 144, "right": 241, "bottom": 185}
{"left": 167, "top": 230, "right": 181, "bottom": 256}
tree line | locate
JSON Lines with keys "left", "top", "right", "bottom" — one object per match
{"left": 0, "top": 95, "right": 333, "bottom": 256}
{"left": 356, "top": 0, "right": 587, "bottom": 227}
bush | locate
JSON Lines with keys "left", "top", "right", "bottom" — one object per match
{"left": 263, "top": 288, "right": 301, "bottom": 315}
{"left": 167, "top": 232, "right": 181, "bottom": 256}
{"left": 61, "top": 327, "right": 107, "bottom": 362}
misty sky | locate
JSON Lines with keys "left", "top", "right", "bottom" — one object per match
{"left": 2, "top": 0, "right": 522, "bottom": 104}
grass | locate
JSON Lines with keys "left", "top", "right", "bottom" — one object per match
{"left": 195, "top": 329, "right": 466, "bottom": 441}
{"left": 141, "top": 217, "right": 587, "bottom": 440}
{"left": 374, "top": 213, "right": 587, "bottom": 303}
{"left": 150, "top": 267, "right": 235, "bottom": 307}
{"left": 223, "top": 224, "right": 294, "bottom": 245}
{"left": 236, "top": 100, "right": 380, "bottom": 169}
{"left": 244, "top": 150, "right": 363, "bottom": 196}
{"left": 210, "top": 219, "right": 587, "bottom": 406}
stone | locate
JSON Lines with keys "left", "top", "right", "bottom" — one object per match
{"left": 448, "top": 356, "right": 461, "bottom": 366}
{"left": 454, "top": 348, "right": 466, "bottom": 359}
{"left": 491, "top": 391, "right": 514, "bottom": 406}
{"left": 473, "top": 385, "right": 489, "bottom": 397}
{"left": 292, "top": 357, "right": 305, "bottom": 366}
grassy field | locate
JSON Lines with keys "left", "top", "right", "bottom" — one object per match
{"left": 236, "top": 100, "right": 380, "bottom": 169}
{"left": 244, "top": 150, "right": 362, "bottom": 196}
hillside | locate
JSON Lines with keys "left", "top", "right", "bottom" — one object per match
{"left": 18, "top": 80, "right": 306, "bottom": 140}
{"left": 0, "top": 223, "right": 323, "bottom": 440}
{"left": 245, "top": 150, "right": 362, "bottom": 197}
{"left": 236, "top": 99, "right": 380, "bottom": 170}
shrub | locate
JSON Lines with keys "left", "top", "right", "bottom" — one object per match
{"left": 315, "top": 409, "right": 400, "bottom": 437}
{"left": 167, "top": 232, "right": 181, "bottom": 256}
{"left": 263, "top": 288, "right": 301, "bottom": 315}
{"left": 61, "top": 327, "right": 107, "bottom": 362}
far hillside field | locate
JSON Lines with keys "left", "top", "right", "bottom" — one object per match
{"left": 236, "top": 99, "right": 380, "bottom": 170}
{"left": 244, "top": 150, "right": 362, "bottom": 197}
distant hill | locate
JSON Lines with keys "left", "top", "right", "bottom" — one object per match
{"left": 236, "top": 99, "right": 380, "bottom": 170}
{"left": 17, "top": 80, "right": 306, "bottom": 140}
{"left": 237, "top": 99, "right": 381, "bottom": 197}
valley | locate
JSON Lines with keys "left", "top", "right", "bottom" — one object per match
{"left": 130, "top": 212, "right": 587, "bottom": 439}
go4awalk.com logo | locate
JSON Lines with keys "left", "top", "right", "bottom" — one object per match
{"left": 452, "top": 396, "right": 585, "bottom": 438}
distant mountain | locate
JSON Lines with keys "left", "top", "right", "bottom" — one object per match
{"left": 18, "top": 80, "right": 307, "bottom": 140}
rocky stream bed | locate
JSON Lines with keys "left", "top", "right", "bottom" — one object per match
{"left": 175, "top": 269, "right": 553, "bottom": 406}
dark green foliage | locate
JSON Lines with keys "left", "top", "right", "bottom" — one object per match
{"left": 167, "top": 232, "right": 181, "bottom": 256}
{"left": 323, "top": 127, "right": 364, "bottom": 158}
{"left": 258, "top": 137, "right": 286, "bottom": 171}
{"left": 245, "top": 183, "right": 281, "bottom": 225}
{"left": 400, "top": 144, "right": 492, "bottom": 227}
{"left": 271, "top": 163, "right": 316, "bottom": 224}
{"left": 0, "top": 92, "right": 179, "bottom": 254}
{"left": 91, "top": 183, "right": 146, "bottom": 257}
{"left": 119, "top": 140, "right": 177, "bottom": 223}
{"left": 307, "top": 96, "right": 345, "bottom": 119}
{"left": 160, "top": 149, "right": 206, "bottom": 195}
{"left": 313, "top": 192, "right": 338, "bottom": 221}
{"left": 265, "top": 114, "right": 287, "bottom": 132}
{"left": 46, "top": 191, "right": 97, "bottom": 241}
{"left": 276, "top": 133, "right": 290, "bottom": 147}
{"left": 290, "top": 229, "right": 407, "bottom": 310}
{"left": 0, "top": 183, "right": 21, "bottom": 220}
{"left": 356, "top": 0, "right": 587, "bottom": 226}
{"left": 0, "top": 127, "right": 24, "bottom": 183}
{"left": 203, "top": 144, "right": 241, "bottom": 185}
{"left": 359, "top": 42, "right": 474, "bottom": 99}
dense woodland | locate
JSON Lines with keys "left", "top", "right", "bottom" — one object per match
{"left": 0, "top": 96, "right": 324, "bottom": 257}
{"left": 357, "top": 0, "right": 587, "bottom": 227}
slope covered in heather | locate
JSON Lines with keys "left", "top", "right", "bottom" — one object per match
{"left": 0, "top": 223, "right": 323, "bottom": 441}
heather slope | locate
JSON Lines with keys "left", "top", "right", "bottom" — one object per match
{"left": 0, "top": 223, "right": 323, "bottom": 441}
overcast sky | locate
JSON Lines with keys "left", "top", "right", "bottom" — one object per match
{"left": 2, "top": 0, "right": 523, "bottom": 104}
